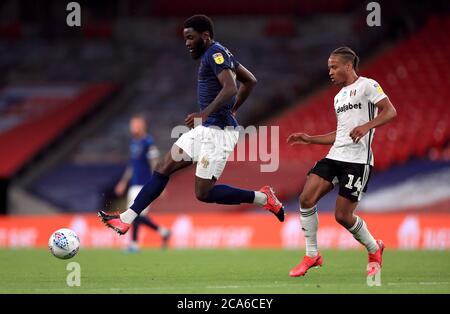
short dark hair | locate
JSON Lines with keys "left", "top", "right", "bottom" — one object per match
{"left": 331, "top": 46, "right": 359, "bottom": 71}
{"left": 183, "top": 14, "right": 214, "bottom": 39}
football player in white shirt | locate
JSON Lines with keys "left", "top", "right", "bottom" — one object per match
{"left": 287, "top": 47, "right": 397, "bottom": 279}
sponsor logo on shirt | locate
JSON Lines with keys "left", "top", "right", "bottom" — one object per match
{"left": 336, "top": 102, "right": 362, "bottom": 114}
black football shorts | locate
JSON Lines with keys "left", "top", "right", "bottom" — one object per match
{"left": 308, "top": 158, "right": 372, "bottom": 202}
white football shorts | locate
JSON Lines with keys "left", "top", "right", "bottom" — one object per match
{"left": 174, "top": 125, "right": 239, "bottom": 180}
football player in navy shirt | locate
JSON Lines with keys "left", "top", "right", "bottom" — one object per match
{"left": 100, "top": 15, "right": 285, "bottom": 235}
{"left": 114, "top": 115, "right": 170, "bottom": 250}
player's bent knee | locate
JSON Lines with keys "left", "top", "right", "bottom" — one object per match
{"left": 195, "top": 189, "right": 212, "bottom": 203}
{"left": 299, "top": 193, "right": 316, "bottom": 209}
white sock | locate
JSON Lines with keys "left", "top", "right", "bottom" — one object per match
{"left": 300, "top": 205, "right": 319, "bottom": 257}
{"left": 120, "top": 209, "right": 138, "bottom": 224}
{"left": 159, "top": 227, "right": 170, "bottom": 238}
{"left": 348, "top": 216, "right": 378, "bottom": 253}
{"left": 253, "top": 191, "right": 267, "bottom": 206}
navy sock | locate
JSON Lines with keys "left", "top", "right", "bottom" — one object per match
{"left": 132, "top": 216, "right": 159, "bottom": 241}
{"left": 130, "top": 171, "right": 169, "bottom": 214}
{"left": 205, "top": 184, "right": 255, "bottom": 205}
{"left": 138, "top": 215, "right": 159, "bottom": 230}
{"left": 132, "top": 219, "right": 140, "bottom": 242}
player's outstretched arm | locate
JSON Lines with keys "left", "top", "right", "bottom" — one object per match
{"left": 287, "top": 131, "right": 336, "bottom": 145}
{"left": 231, "top": 64, "right": 257, "bottom": 115}
{"left": 350, "top": 97, "right": 397, "bottom": 143}
{"left": 115, "top": 165, "right": 132, "bottom": 196}
{"left": 148, "top": 145, "right": 160, "bottom": 170}
{"left": 185, "top": 69, "right": 237, "bottom": 128}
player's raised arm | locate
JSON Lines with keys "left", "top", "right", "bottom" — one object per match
{"left": 147, "top": 145, "right": 161, "bottom": 170}
{"left": 115, "top": 165, "right": 132, "bottom": 196}
{"left": 231, "top": 64, "right": 257, "bottom": 115}
{"left": 287, "top": 131, "right": 336, "bottom": 146}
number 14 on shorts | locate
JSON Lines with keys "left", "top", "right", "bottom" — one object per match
{"left": 345, "top": 174, "right": 362, "bottom": 191}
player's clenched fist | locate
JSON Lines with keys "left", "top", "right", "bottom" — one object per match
{"left": 185, "top": 112, "right": 207, "bottom": 129}
{"left": 349, "top": 125, "right": 370, "bottom": 143}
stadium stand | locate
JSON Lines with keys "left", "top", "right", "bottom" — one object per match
{"left": 0, "top": 83, "right": 117, "bottom": 178}
{"left": 28, "top": 162, "right": 124, "bottom": 212}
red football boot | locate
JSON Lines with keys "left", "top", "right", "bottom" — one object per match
{"left": 367, "top": 240, "right": 385, "bottom": 276}
{"left": 289, "top": 253, "right": 324, "bottom": 277}
{"left": 259, "top": 186, "right": 285, "bottom": 222}
{"left": 98, "top": 210, "right": 130, "bottom": 235}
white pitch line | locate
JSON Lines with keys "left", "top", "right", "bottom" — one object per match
{"left": 387, "top": 282, "right": 449, "bottom": 286}
{"left": 206, "top": 283, "right": 297, "bottom": 289}
{"left": 32, "top": 286, "right": 202, "bottom": 292}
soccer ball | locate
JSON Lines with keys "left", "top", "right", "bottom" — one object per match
{"left": 48, "top": 228, "right": 80, "bottom": 259}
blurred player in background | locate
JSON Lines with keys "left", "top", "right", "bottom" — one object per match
{"left": 114, "top": 114, "right": 171, "bottom": 251}
{"left": 99, "top": 14, "right": 285, "bottom": 235}
{"left": 287, "top": 47, "right": 397, "bottom": 279}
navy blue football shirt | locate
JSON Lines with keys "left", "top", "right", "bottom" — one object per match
{"left": 129, "top": 136, "right": 154, "bottom": 186}
{"left": 198, "top": 42, "right": 240, "bottom": 129}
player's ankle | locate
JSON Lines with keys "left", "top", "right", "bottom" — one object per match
{"left": 120, "top": 209, "right": 138, "bottom": 224}
{"left": 253, "top": 191, "right": 267, "bottom": 206}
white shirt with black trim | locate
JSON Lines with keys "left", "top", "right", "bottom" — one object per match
{"left": 326, "top": 76, "right": 387, "bottom": 166}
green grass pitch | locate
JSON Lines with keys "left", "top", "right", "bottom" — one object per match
{"left": 0, "top": 249, "right": 449, "bottom": 294}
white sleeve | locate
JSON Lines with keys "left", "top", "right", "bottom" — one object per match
{"left": 365, "top": 79, "right": 387, "bottom": 104}
{"left": 147, "top": 146, "right": 160, "bottom": 160}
